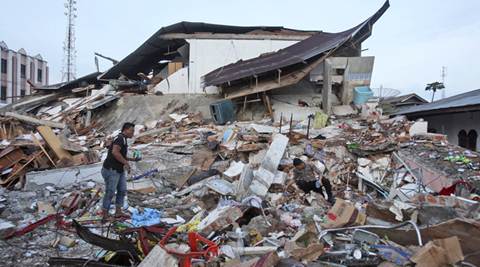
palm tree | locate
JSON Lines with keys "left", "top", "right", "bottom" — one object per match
{"left": 425, "top": 82, "right": 445, "bottom": 102}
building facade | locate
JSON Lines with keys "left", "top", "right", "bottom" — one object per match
{"left": 0, "top": 41, "right": 49, "bottom": 104}
{"left": 154, "top": 38, "right": 301, "bottom": 94}
{"left": 397, "top": 89, "right": 480, "bottom": 151}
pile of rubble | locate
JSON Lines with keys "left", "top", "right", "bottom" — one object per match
{"left": 0, "top": 91, "right": 479, "bottom": 267}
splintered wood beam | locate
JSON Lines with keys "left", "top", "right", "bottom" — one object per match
{"left": 4, "top": 112, "right": 65, "bottom": 129}
{"left": 36, "top": 126, "right": 72, "bottom": 161}
{"left": 31, "top": 132, "right": 57, "bottom": 167}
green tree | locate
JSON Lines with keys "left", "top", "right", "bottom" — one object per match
{"left": 425, "top": 82, "right": 445, "bottom": 102}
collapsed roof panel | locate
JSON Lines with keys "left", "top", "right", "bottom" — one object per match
{"left": 202, "top": 0, "right": 389, "bottom": 89}
{"left": 99, "top": 22, "right": 316, "bottom": 80}
{"left": 35, "top": 72, "right": 103, "bottom": 91}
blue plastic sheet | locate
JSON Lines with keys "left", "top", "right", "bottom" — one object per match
{"left": 131, "top": 208, "right": 162, "bottom": 227}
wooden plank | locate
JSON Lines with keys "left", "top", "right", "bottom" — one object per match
{"left": 0, "top": 147, "right": 25, "bottom": 170}
{"left": 264, "top": 93, "right": 273, "bottom": 116}
{"left": 0, "top": 152, "right": 40, "bottom": 186}
{"left": 167, "top": 62, "right": 183, "bottom": 76}
{"left": 0, "top": 93, "right": 62, "bottom": 112}
{"left": 36, "top": 126, "right": 72, "bottom": 161}
{"left": 71, "top": 84, "right": 95, "bottom": 93}
{"left": 31, "top": 132, "right": 57, "bottom": 167}
{"left": 4, "top": 112, "right": 65, "bottom": 129}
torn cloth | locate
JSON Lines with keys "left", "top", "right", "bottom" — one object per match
{"left": 131, "top": 208, "right": 162, "bottom": 227}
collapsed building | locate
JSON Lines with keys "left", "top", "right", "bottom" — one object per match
{"left": 0, "top": 1, "right": 479, "bottom": 266}
{"left": 98, "top": 1, "right": 387, "bottom": 122}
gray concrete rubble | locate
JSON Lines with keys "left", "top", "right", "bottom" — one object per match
{"left": 1, "top": 97, "right": 479, "bottom": 266}
{"left": 0, "top": 4, "right": 478, "bottom": 265}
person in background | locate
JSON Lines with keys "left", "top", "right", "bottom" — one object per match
{"left": 101, "top": 122, "right": 139, "bottom": 222}
{"left": 292, "top": 158, "right": 334, "bottom": 204}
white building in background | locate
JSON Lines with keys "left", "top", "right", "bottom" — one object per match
{"left": 398, "top": 89, "right": 480, "bottom": 151}
{"left": 0, "top": 41, "right": 49, "bottom": 104}
{"left": 154, "top": 38, "right": 300, "bottom": 94}
{"left": 98, "top": 21, "right": 316, "bottom": 94}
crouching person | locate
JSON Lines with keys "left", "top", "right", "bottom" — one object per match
{"left": 292, "top": 158, "right": 334, "bottom": 204}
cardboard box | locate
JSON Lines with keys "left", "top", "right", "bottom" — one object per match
{"left": 320, "top": 198, "right": 366, "bottom": 229}
{"left": 411, "top": 236, "right": 464, "bottom": 267}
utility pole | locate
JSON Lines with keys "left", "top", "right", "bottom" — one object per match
{"left": 441, "top": 66, "right": 447, "bottom": 99}
{"left": 61, "top": 0, "right": 77, "bottom": 82}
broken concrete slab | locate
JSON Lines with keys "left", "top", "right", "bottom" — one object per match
{"left": 409, "top": 120, "right": 428, "bottom": 136}
{"left": 249, "top": 167, "right": 275, "bottom": 197}
{"left": 25, "top": 162, "right": 103, "bottom": 190}
{"left": 236, "top": 164, "right": 253, "bottom": 200}
{"left": 272, "top": 171, "right": 287, "bottom": 185}
{"left": 248, "top": 134, "right": 288, "bottom": 197}
{"left": 0, "top": 219, "right": 15, "bottom": 238}
{"left": 223, "top": 161, "right": 246, "bottom": 178}
{"left": 249, "top": 124, "right": 276, "bottom": 134}
{"left": 197, "top": 205, "right": 243, "bottom": 234}
{"left": 206, "top": 178, "right": 235, "bottom": 195}
{"left": 260, "top": 134, "right": 289, "bottom": 173}
{"left": 332, "top": 105, "right": 357, "bottom": 116}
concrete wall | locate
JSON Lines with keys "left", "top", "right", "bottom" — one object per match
{"left": 94, "top": 94, "right": 222, "bottom": 132}
{"left": 154, "top": 67, "right": 189, "bottom": 94}
{"left": 418, "top": 111, "right": 480, "bottom": 151}
{"left": 310, "top": 56, "right": 374, "bottom": 105}
{"left": 174, "top": 39, "right": 298, "bottom": 94}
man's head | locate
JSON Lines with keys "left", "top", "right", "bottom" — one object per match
{"left": 293, "top": 158, "right": 305, "bottom": 170}
{"left": 121, "top": 122, "right": 135, "bottom": 138}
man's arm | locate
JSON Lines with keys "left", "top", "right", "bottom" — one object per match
{"left": 112, "top": 144, "right": 130, "bottom": 168}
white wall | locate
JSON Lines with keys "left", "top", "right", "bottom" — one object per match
{"left": 154, "top": 66, "right": 189, "bottom": 94}
{"left": 421, "top": 111, "right": 480, "bottom": 151}
{"left": 177, "top": 39, "right": 298, "bottom": 94}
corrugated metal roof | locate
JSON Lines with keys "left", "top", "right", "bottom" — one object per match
{"left": 99, "top": 22, "right": 317, "bottom": 80}
{"left": 396, "top": 89, "right": 480, "bottom": 115}
{"left": 382, "top": 93, "right": 428, "bottom": 105}
{"left": 36, "top": 72, "right": 103, "bottom": 91}
{"left": 203, "top": 0, "right": 389, "bottom": 87}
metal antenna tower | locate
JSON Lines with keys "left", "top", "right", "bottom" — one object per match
{"left": 441, "top": 66, "right": 447, "bottom": 99}
{"left": 61, "top": 0, "right": 77, "bottom": 82}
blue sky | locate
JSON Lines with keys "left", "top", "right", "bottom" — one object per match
{"left": 1, "top": 0, "right": 479, "bottom": 101}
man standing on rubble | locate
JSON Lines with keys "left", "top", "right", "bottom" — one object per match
{"left": 101, "top": 122, "right": 139, "bottom": 222}
{"left": 292, "top": 158, "right": 334, "bottom": 204}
